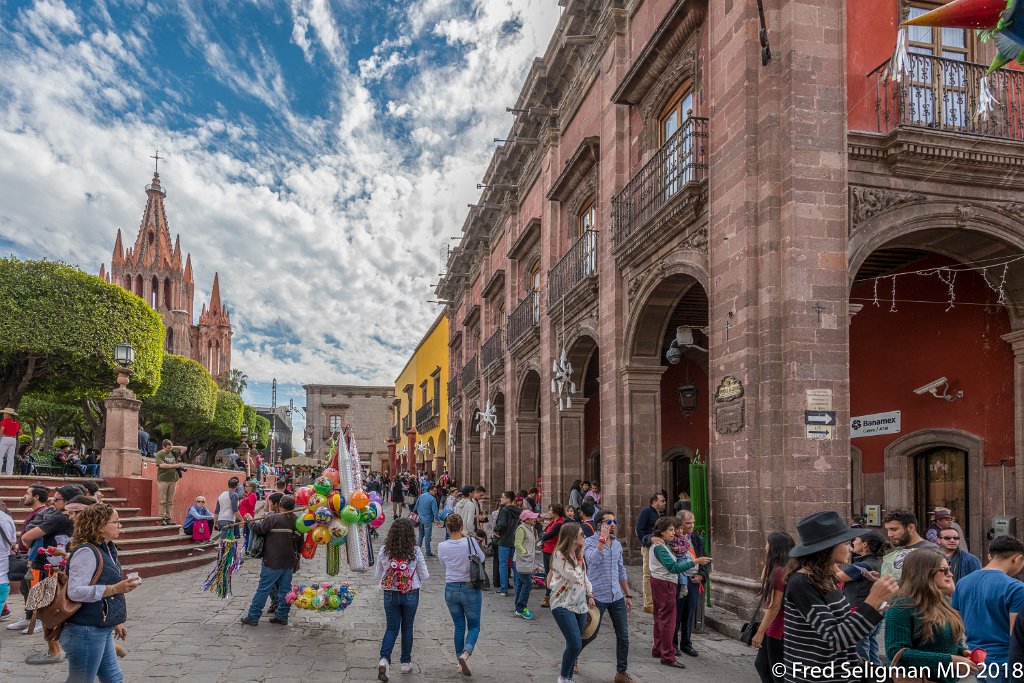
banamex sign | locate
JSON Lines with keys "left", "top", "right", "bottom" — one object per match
{"left": 851, "top": 410, "right": 901, "bottom": 438}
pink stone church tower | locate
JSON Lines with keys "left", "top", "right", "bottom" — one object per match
{"left": 99, "top": 170, "right": 232, "bottom": 379}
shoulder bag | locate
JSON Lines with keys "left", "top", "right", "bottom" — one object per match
{"left": 467, "top": 537, "right": 489, "bottom": 590}
{"left": 0, "top": 523, "right": 28, "bottom": 583}
{"left": 739, "top": 603, "right": 761, "bottom": 646}
{"left": 26, "top": 545, "right": 104, "bottom": 641}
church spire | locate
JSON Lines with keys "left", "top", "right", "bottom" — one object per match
{"left": 130, "top": 170, "right": 174, "bottom": 268}
{"left": 184, "top": 253, "right": 193, "bottom": 283}
{"left": 172, "top": 234, "right": 182, "bottom": 268}
{"left": 209, "top": 273, "right": 222, "bottom": 312}
{"left": 111, "top": 228, "right": 124, "bottom": 266}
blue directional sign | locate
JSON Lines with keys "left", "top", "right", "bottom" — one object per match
{"left": 805, "top": 410, "right": 836, "bottom": 426}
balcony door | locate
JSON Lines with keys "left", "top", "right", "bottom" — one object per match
{"left": 577, "top": 198, "right": 597, "bottom": 277}
{"left": 529, "top": 266, "right": 541, "bottom": 323}
{"left": 660, "top": 86, "right": 694, "bottom": 196}
{"left": 906, "top": 4, "right": 972, "bottom": 129}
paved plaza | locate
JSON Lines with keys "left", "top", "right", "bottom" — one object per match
{"left": 0, "top": 534, "right": 756, "bottom": 682}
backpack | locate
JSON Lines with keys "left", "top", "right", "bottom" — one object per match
{"left": 380, "top": 556, "right": 417, "bottom": 593}
{"left": 26, "top": 545, "right": 103, "bottom": 641}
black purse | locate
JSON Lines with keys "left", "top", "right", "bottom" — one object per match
{"left": 739, "top": 604, "right": 761, "bottom": 646}
{"left": 467, "top": 538, "right": 489, "bottom": 590}
{"left": 0, "top": 525, "right": 27, "bottom": 582}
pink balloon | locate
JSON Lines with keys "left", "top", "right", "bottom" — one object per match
{"left": 370, "top": 514, "right": 385, "bottom": 529}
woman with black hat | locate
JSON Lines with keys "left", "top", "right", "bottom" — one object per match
{"left": 782, "top": 511, "right": 898, "bottom": 683}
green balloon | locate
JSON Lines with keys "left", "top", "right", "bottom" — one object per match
{"left": 295, "top": 513, "right": 315, "bottom": 534}
{"left": 340, "top": 505, "right": 360, "bottom": 524}
{"left": 359, "top": 506, "right": 375, "bottom": 524}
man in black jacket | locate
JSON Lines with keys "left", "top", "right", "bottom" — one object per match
{"left": 493, "top": 491, "right": 520, "bottom": 597}
{"left": 636, "top": 492, "right": 666, "bottom": 614}
{"left": 240, "top": 496, "right": 301, "bottom": 626}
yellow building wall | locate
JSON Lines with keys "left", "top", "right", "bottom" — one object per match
{"left": 393, "top": 313, "right": 449, "bottom": 472}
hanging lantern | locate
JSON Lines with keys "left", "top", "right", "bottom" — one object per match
{"left": 677, "top": 384, "right": 699, "bottom": 415}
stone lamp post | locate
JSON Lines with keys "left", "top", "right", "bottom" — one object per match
{"left": 101, "top": 340, "right": 143, "bottom": 478}
{"left": 236, "top": 424, "right": 250, "bottom": 472}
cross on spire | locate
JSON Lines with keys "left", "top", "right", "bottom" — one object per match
{"left": 150, "top": 149, "right": 164, "bottom": 174}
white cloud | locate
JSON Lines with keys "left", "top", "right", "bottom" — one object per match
{"left": 0, "top": 0, "right": 560, "bottom": 395}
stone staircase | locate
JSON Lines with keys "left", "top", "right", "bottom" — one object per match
{"left": 1, "top": 475, "right": 218, "bottom": 578}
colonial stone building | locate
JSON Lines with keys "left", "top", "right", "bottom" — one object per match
{"left": 100, "top": 170, "right": 232, "bottom": 377}
{"left": 436, "top": 0, "right": 1024, "bottom": 614}
{"left": 304, "top": 384, "right": 394, "bottom": 472}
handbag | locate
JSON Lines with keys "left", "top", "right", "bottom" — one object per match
{"left": 739, "top": 603, "right": 761, "bottom": 646}
{"left": 248, "top": 530, "right": 266, "bottom": 559}
{"left": 0, "top": 524, "right": 28, "bottom": 582}
{"left": 467, "top": 537, "right": 489, "bottom": 590}
{"left": 26, "top": 545, "right": 104, "bottom": 641}
{"left": 408, "top": 512, "right": 420, "bottom": 524}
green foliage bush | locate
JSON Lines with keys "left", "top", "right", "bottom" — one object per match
{"left": 0, "top": 259, "right": 164, "bottom": 404}
{"left": 213, "top": 391, "right": 244, "bottom": 441}
{"left": 52, "top": 437, "right": 72, "bottom": 449}
{"left": 251, "top": 414, "right": 270, "bottom": 450}
{"left": 144, "top": 355, "right": 218, "bottom": 429}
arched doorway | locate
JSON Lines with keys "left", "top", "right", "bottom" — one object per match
{"left": 516, "top": 370, "right": 542, "bottom": 491}
{"left": 436, "top": 429, "right": 447, "bottom": 476}
{"left": 554, "top": 334, "right": 599, "bottom": 501}
{"left": 850, "top": 218, "right": 1022, "bottom": 554}
{"left": 451, "top": 420, "right": 462, "bottom": 484}
{"left": 663, "top": 445, "right": 695, "bottom": 512}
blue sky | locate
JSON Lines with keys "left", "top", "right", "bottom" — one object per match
{"left": 0, "top": 0, "right": 559, "bottom": 446}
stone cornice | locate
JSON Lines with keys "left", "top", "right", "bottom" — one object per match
{"left": 508, "top": 218, "right": 542, "bottom": 261}
{"left": 482, "top": 269, "right": 506, "bottom": 301}
{"left": 548, "top": 136, "right": 601, "bottom": 202}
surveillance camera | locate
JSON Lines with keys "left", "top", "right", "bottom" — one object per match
{"left": 665, "top": 345, "right": 682, "bottom": 365}
{"left": 913, "top": 377, "right": 948, "bottom": 395}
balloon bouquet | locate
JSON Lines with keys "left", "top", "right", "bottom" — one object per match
{"left": 285, "top": 428, "right": 385, "bottom": 614}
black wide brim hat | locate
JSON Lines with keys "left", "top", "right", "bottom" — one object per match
{"left": 789, "top": 511, "right": 863, "bottom": 558}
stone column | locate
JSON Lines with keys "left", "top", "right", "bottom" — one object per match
{"left": 406, "top": 429, "right": 416, "bottom": 473}
{"left": 1002, "top": 329, "right": 1024, "bottom": 522}
{"left": 488, "top": 433, "right": 506, "bottom": 496}
{"left": 100, "top": 370, "right": 142, "bottom": 478}
{"left": 615, "top": 365, "right": 665, "bottom": 557}
{"left": 555, "top": 398, "right": 588, "bottom": 505}
{"left": 516, "top": 417, "right": 540, "bottom": 493}
{"left": 386, "top": 438, "right": 397, "bottom": 476}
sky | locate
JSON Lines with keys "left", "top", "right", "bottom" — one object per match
{"left": 0, "top": 0, "right": 561, "bottom": 448}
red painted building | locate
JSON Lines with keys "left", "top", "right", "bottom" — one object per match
{"left": 437, "top": 0, "right": 1024, "bottom": 614}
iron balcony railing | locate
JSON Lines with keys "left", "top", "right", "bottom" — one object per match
{"left": 390, "top": 425, "right": 400, "bottom": 441}
{"left": 481, "top": 328, "right": 504, "bottom": 370}
{"left": 401, "top": 415, "right": 411, "bottom": 433}
{"left": 548, "top": 229, "right": 598, "bottom": 308}
{"left": 507, "top": 291, "right": 540, "bottom": 347}
{"left": 448, "top": 376, "right": 459, "bottom": 402}
{"left": 870, "top": 53, "right": 1024, "bottom": 141}
{"left": 611, "top": 116, "right": 709, "bottom": 248}
{"left": 462, "top": 354, "right": 479, "bottom": 389}
{"left": 416, "top": 401, "right": 436, "bottom": 430}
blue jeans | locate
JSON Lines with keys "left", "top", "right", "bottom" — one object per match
{"left": 582, "top": 597, "right": 630, "bottom": 673}
{"left": 444, "top": 583, "right": 482, "bottom": 656}
{"left": 497, "top": 545, "right": 513, "bottom": 591}
{"left": 856, "top": 620, "right": 882, "bottom": 665}
{"left": 512, "top": 565, "right": 532, "bottom": 612}
{"left": 418, "top": 522, "right": 434, "bottom": 555}
{"left": 552, "top": 607, "right": 588, "bottom": 679}
{"left": 381, "top": 589, "right": 419, "bottom": 664}
{"left": 246, "top": 565, "right": 293, "bottom": 622}
{"left": 84, "top": 464, "right": 100, "bottom": 477}
{"left": 60, "top": 621, "right": 123, "bottom": 683}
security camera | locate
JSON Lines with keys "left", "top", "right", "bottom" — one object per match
{"left": 665, "top": 345, "right": 682, "bottom": 365}
{"left": 913, "top": 377, "right": 948, "bottom": 396}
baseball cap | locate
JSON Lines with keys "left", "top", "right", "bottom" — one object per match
{"left": 519, "top": 509, "right": 539, "bottom": 522}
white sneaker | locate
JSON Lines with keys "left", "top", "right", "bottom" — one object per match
{"left": 378, "top": 658, "right": 390, "bottom": 682}
{"left": 6, "top": 618, "right": 29, "bottom": 630}
{"left": 400, "top": 662, "right": 413, "bottom": 674}
{"left": 21, "top": 620, "right": 42, "bottom": 634}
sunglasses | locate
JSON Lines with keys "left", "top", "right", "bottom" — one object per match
{"left": 935, "top": 566, "right": 953, "bottom": 576}
{"left": 940, "top": 535, "right": 960, "bottom": 541}
{"left": 603, "top": 519, "right": 618, "bottom": 525}
{"left": 53, "top": 497, "right": 64, "bottom": 502}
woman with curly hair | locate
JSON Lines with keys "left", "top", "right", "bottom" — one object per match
{"left": 782, "top": 512, "right": 898, "bottom": 683}
{"left": 62, "top": 503, "right": 140, "bottom": 683}
{"left": 375, "top": 517, "right": 428, "bottom": 682}
{"left": 884, "top": 550, "right": 981, "bottom": 683}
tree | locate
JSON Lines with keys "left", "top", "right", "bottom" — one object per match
{"left": 0, "top": 259, "right": 164, "bottom": 408}
{"left": 141, "top": 355, "right": 218, "bottom": 440}
{"left": 218, "top": 369, "right": 248, "bottom": 395}
{"left": 173, "top": 390, "right": 245, "bottom": 462}
{"left": 18, "top": 391, "right": 87, "bottom": 449}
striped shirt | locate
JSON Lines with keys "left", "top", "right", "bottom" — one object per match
{"left": 783, "top": 573, "right": 882, "bottom": 683}
{"left": 583, "top": 534, "right": 627, "bottom": 603}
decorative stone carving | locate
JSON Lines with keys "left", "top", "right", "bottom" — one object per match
{"left": 680, "top": 225, "right": 708, "bottom": 253}
{"left": 956, "top": 203, "right": 978, "bottom": 229}
{"left": 849, "top": 186, "right": 926, "bottom": 232}
{"left": 998, "top": 202, "right": 1024, "bottom": 223}
{"left": 715, "top": 399, "right": 745, "bottom": 434}
{"left": 628, "top": 262, "right": 668, "bottom": 301}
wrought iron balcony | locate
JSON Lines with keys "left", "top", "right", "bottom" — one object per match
{"left": 548, "top": 229, "right": 598, "bottom": 309}
{"left": 462, "top": 354, "right": 479, "bottom": 392}
{"left": 416, "top": 401, "right": 438, "bottom": 432}
{"left": 481, "top": 329, "right": 504, "bottom": 371}
{"left": 448, "top": 376, "right": 460, "bottom": 406}
{"left": 612, "top": 116, "right": 708, "bottom": 249}
{"left": 390, "top": 425, "right": 400, "bottom": 441}
{"left": 401, "top": 415, "right": 411, "bottom": 433}
{"left": 507, "top": 291, "right": 540, "bottom": 349}
{"left": 870, "top": 53, "right": 1024, "bottom": 141}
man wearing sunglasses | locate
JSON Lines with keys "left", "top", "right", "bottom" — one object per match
{"left": 937, "top": 528, "right": 981, "bottom": 584}
{"left": 582, "top": 510, "right": 636, "bottom": 683}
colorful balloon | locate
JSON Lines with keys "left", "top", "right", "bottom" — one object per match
{"left": 295, "top": 513, "right": 316, "bottom": 534}
{"left": 323, "top": 468, "right": 341, "bottom": 487}
{"left": 294, "top": 486, "right": 313, "bottom": 507}
{"left": 314, "top": 506, "right": 334, "bottom": 526}
{"left": 350, "top": 488, "right": 369, "bottom": 509}
{"left": 328, "top": 491, "right": 345, "bottom": 515}
{"left": 312, "top": 525, "right": 332, "bottom": 545}
{"left": 313, "top": 476, "right": 333, "bottom": 495}
{"left": 307, "top": 493, "right": 326, "bottom": 511}
{"left": 329, "top": 518, "right": 349, "bottom": 540}
{"left": 341, "top": 505, "right": 360, "bottom": 524}
{"left": 369, "top": 502, "right": 383, "bottom": 518}
{"left": 368, "top": 491, "right": 383, "bottom": 505}
{"left": 359, "top": 506, "right": 376, "bottom": 524}
{"left": 370, "top": 513, "right": 385, "bottom": 529}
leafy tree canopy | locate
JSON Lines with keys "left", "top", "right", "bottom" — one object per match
{"left": 142, "top": 354, "right": 218, "bottom": 434}
{"left": 213, "top": 390, "right": 244, "bottom": 442}
{"left": 18, "top": 391, "right": 88, "bottom": 449}
{"left": 0, "top": 259, "right": 164, "bottom": 408}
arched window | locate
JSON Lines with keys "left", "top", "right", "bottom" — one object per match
{"left": 166, "top": 327, "right": 174, "bottom": 353}
{"left": 150, "top": 276, "right": 159, "bottom": 308}
{"left": 164, "top": 278, "right": 173, "bottom": 309}
{"left": 123, "top": 275, "right": 132, "bottom": 290}
{"left": 135, "top": 275, "right": 144, "bottom": 297}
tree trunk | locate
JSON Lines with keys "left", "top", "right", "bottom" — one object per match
{"left": 81, "top": 397, "right": 106, "bottom": 449}
{"left": 0, "top": 356, "right": 37, "bottom": 409}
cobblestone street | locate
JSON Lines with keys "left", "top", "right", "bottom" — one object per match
{"left": 0, "top": 533, "right": 756, "bottom": 683}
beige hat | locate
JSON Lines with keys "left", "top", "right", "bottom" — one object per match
{"left": 581, "top": 604, "right": 602, "bottom": 640}
{"left": 1, "top": 407, "right": 17, "bottom": 416}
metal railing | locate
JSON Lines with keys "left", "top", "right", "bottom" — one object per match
{"left": 481, "top": 329, "right": 504, "bottom": 370}
{"left": 416, "top": 401, "right": 436, "bottom": 429}
{"left": 390, "top": 425, "right": 400, "bottom": 441}
{"left": 401, "top": 415, "right": 411, "bottom": 433}
{"left": 548, "top": 230, "right": 598, "bottom": 308}
{"left": 507, "top": 291, "right": 540, "bottom": 347}
{"left": 448, "top": 376, "right": 459, "bottom": 402}
{"left": 870, "top": 53, "right": 1024, "bottom": 141}
{"left": 462, "top": 354, "right": 479, "bottom": 389}
{"left": 612, "top": 116, "right": 708, "bottom": 248}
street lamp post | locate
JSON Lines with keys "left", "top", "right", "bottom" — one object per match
{"left": 101, "top": 339, "right": 143, "bottom": 478}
